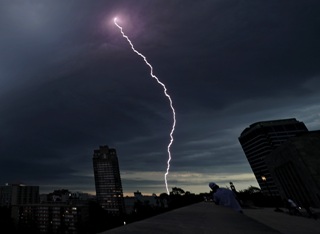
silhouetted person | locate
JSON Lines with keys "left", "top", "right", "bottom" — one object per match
{"left": 209, "top": 182, "right": 243, "bottom": 213}
{"left": 302, "top": 201, "right": 318, "bottom": 220}
{"left": 287, "top": 198, "right": 302, "bottom": 216}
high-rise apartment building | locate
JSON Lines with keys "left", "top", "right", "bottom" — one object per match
{"left": 0, "top": 183, "right": 39, "bottom": 206}
{"left": 92, "top": 145, "right": 125, "bottom": 215}
{"left": 266, "top": 131, "right": 320, "bottom": 207}
{"left": 238, "top": 118, "right": 308, "bottom": 196}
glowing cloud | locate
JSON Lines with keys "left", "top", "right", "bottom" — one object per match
{"left": 114, "top": 18, "right": 176, "bottom": 194}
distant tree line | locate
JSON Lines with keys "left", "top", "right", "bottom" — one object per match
{"left": 235, "top": 186, "right": 282, "bottom": 208}
{"left": 124, "top": 187, "right": 204, "bottom": 226}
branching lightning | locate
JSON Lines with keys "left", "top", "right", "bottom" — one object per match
{"left": 114, "top": 18, "right": 176, "bottom": 194}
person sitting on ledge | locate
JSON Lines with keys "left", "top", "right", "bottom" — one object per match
{"left": 209, "top": 182, "right": 243, "bottom": 213}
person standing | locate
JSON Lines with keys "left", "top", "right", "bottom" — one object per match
{"left": 209, "top": 182, "right": 243, "bottom": 213}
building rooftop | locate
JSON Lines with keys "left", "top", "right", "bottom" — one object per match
{"left": 103, "top": 202, "right": 320, "bottom": 234}
{"left": 239, "top": 118, "right": 307, "bottom": 137}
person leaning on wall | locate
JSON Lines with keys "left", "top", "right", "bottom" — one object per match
{"left": 209, "top": 182, "right": 243, "bottom": 213}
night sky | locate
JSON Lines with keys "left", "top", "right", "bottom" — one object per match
{"left": 1, "top": 0, "right": 320, "bottom": 196}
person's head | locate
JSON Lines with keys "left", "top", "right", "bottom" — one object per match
{"left": 209, "top": 182, "right": 219, "bottom": 192}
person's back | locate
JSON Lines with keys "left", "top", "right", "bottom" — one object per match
{"left": 209, "top": 182, "right": 243, "bottom": 213}
{"left": 214, "top": 187, "right": 243, "bottom": 213}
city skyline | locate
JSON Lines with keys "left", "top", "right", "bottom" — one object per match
{"left": 1, "top": 1, "right": 320, "bottom": 196}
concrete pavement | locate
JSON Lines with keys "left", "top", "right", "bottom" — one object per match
{"left": 101, "top": 202, "right": 320, "bottom": 233}
{"left": 244, "top": 207, "right": 320, "bottom": 234}
{"left": 103, "top": 202, "right": 280, "bottom": 233}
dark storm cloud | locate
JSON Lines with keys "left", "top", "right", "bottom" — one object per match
{"left": 1, "top": 0, "right": 320, "bottom": 195}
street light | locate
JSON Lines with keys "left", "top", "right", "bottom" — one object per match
{"left": 261, "top": 176, "right": 272, "bottom": 196}
{"left": 262, "top": 175, "right": 282, "bottom": 211}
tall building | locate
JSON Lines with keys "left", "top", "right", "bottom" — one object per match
{"left": 238, "top": 118, "right": 308, "bottom": 196}
{"left": 92, "top": 145, "right": 125, "bottom": 215}
{"left": 266, "top": 131, "right": 320, "bottom": 207}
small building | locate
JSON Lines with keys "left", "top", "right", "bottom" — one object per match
{"left": 124, "top": 191, "right": 166, "bottom": 214}
{"left": 11, "top": 203, "right": 89, "bottom": 233}
{"left": 0, "top": 183, "right": 39, "bottom": 206}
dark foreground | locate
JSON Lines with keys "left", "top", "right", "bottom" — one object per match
{"left": 103, "top": 202, "right": 315, "bottom": 234}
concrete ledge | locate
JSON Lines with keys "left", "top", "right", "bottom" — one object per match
{"left": 244, "top": 207, "right": 320, "bottom": 234}
{"left": 102, "top": 202, "right": 280, "bottom": 233}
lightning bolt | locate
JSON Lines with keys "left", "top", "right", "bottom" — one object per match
{"left": 114, "top": 18, "right": 176, "bottom": 194}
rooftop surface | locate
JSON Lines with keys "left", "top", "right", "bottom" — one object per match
{"left": 102, "top": 202, "right": 320, "bottom": 234}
